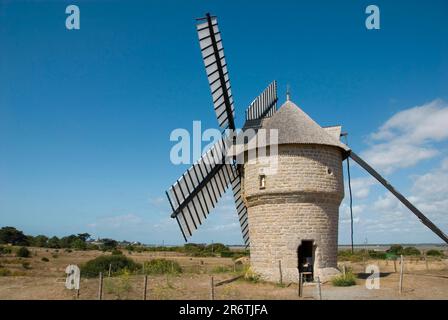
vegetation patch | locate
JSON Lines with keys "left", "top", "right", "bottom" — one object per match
{"left": 104, "top": 269, "right": 132, "bottom": 300}
{"left": 143, "top": 259, "right": 182, "bottom": 275}
{"left": 212, "top": 265, "right": 231, "bottom": 273}
{"left": 426, "top": 249, "right": 444, "bottom": 257}
{"left": 243, "top": 267, "right": 261, "bottom": 283}
{"left": 16, "top": 247, "right": 31, "bottom": 258}
{"left": 0, "top": 268, "right": 11, "bottom": 276}
{"left": 332, "top": 272, "right": 357, "bottom": 287}
{"left": 81, "top": 255, "right": 141, "bottom": 277}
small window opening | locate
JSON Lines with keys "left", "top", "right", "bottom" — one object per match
{"left": 327, "top": 167, "right": 333, "bottom": 175}
{"left": 259, "top": 174, "right": 266, "bottom": 189}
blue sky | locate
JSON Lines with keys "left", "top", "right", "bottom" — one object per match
{"left": 0, "top": 0, "right": 447, "bottom": 245}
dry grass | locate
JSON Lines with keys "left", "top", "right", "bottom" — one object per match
{"left": 0, "top": 247, "right": 447, "bottom": 300}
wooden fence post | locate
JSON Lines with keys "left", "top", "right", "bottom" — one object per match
{"left": 399, "top": 255, "right": 404, "bottom": 294}
{"left": 143, "top": 275, "right": 148, "bottom": 300}
{"left": 298, "top": 273, "right": 303, "bottom": 297}
{"left": 210, "top": 276, "right": 215, "bottom": 300}
{"left": 278, "top": 260, "right": 283, "bottom": 285}
{"left": 98, "top": 272, "right": 103, "bottom": 300}
{"left": 108, "top": 264, "right": 112, "bottom": 277}
{"left": 424, "top": 252, "right": 429, "bottom": 271}
{"left": 317, "top": 276, "right": 322, "bottom": 300}
{"left": 393, "top": 259, "right": 397, "bottom": 273}
{"left": 342, "top": 264, "right": 346, "bottom": 276}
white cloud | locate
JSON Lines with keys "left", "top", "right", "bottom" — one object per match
{"left": 149, "top": 196, "right": 166, "bottom": 206}
{"left": 346, "top": 177, "right": 376, "bottom": 199}
{"left": 362, "top": 99, "right": 448, "bottom": 173}
{"left": 346, "top": 158, "right": 448, "bottom": 243}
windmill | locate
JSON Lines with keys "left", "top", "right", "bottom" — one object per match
{"left": 165, "top": 13, "right": 448, "bottom": 282}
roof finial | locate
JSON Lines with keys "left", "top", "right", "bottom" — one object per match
{"left": 286, "top": 84, "right": 291, "bottom": 101}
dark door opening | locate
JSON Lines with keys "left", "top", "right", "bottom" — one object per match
{"left": 298, "top": 240, "right": 314, "bottom": 281}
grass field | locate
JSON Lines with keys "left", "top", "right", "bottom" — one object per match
{"left": 0, "top": 247, "right": 447, "bottom": 300}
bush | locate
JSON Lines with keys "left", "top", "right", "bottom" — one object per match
{"left": 220, "top": 251, "right": 235, "bottom": 258}
{"left": 41, "top": 257, "right": 49, "bottom": 262}
{"left": 332, "top": 272, "right": 357, "bottom": 287}
{"left": 338, "top": 250, "right": 363, "bottom": 262}
{"left": 101, "top": 239, "right": 118, "bottom": 251}
{"left": 387, "top": 244, "right": 403, "bottom": 255}
{"left": 243, "top": 266, "right": 261, "bottom": 283}
{"left": 21, "top": 262, "right": 31, "bottom": 269}
{"left": 52, "top": 254, "right": 58, "bottom": 259}
{"left": 104, "top": 269, "right": 132, "bottom": 299}
{"left": 0, "top": 246, "right": 12, "bottom": 255}
{"left": 426, "top": 249, "right": 444, "bottom": 257}
{"left": 16, "top": 247, "right": 31, "bottom": 258}
{"left": 403, "top": 247, "right": 421, "bottom": 256}
{"left": 0, "top": 268, "right": 11, "bottom": 276}
{"left": 367, "top": 250, "right": 387, "bottom": 260}
{"left": 143, "top": 259, "right": 182, "bottom": 275}
{"left": 111, "top": 249, "right": 123, "bottom": 255}
{"left": 81, "top": 255, "right": 140, "bottom": 277}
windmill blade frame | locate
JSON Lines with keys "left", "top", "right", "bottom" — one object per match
{"left": 197, "top": 13, "right": 236, "bottom": 131}
{"left": 245, "top": 81, "right": 278, "bottom": 122}
{"left": 349, "top": 151, "right": 448, "bottom": 244}
{"left": 166, "top": 138, "right": 238, "bottom": 241}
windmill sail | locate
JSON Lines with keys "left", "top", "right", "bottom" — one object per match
{"left": 231, "top": 167, "right": 250, "bottom": 245}
{"left": 197, "top": 14, "right": 235, "bottom": 130}
{"left": 166, "top": 139, "right": 237, "bottom": 241}
{"left": 243, "top": 81, "right": 278, "bottom": 132}
{"left": 246, "top": 81, "right": 278, "bottom": 121}
{"left": 349, "top": 151, "right": 448, "bottom": 244}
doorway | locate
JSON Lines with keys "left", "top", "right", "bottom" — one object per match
{"left": 298, "top": 240, "right": 314, "bottom": 281}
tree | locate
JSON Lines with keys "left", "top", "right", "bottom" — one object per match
{"left": 77, "top": 233, "right": 91, "bottom": 242}
{"left": 47, "top": 236, "right": 61, "bottom": 248}
{"left": 33, "top": 235, "right": 49, "bottom": 247}
{"left": 0, "top": 227, "right": 28, "bottom": 245}
{"left": 403, "top": 247, "right": 420, "bottom": 256}
{"left": 101, "top": 238, "right": 118, "bottom": 251}
{"left": 72, "top": 238, "right": 87, "bottom": 250}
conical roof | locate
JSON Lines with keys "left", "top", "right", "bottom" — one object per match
{"left": 261, "top": 100, "right": 350, "bottom": 154}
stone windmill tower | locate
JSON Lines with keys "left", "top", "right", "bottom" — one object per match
{"left": 166, "top": 13, "right": 448, "bottom": 284}
{"left": 241, "top": 98, "right": 350, "bottom": 282}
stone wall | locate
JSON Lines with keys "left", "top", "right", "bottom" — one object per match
{"left": 243, "top": 144, "right": 344, "bottom": 283}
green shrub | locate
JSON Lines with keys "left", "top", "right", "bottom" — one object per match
{"left": 104, "top": 269, "right": 132, "bottom": 299}
{"left": 81, "top": 255, "right": 140, "bottom": 277}
{"left": 243, "top": 266, "right": 261, "bottom": 283}
{"left": 111, "top": 249, "right": 123, "bottom": 255}
{"left": 0, "top": 246, "right": 12, "bottom": 255}
{"left": 367, "top": 250, "right": 387, "bottom": 260}
{"left": 426, "top": 249, "right": 444, "bottom": 257}
{"left": 65, "top": 249, "right": 73, "bottom": 253}
{"left": 52, "top": 254, "right": 59, "bottom": 259}
{"left": 332, "top": 272, "right": 357, "bottom": 287}
{"left": 220, "top": 251, "right": 235, "bottom": 258}
{"left": 387, "top": 244, "right": 403, "bottom": 255}
{"left": 338, "top": 250, "right": 363, "bottom": 262}
{"left": 41, "top": 257, "right": 49, "bottom": 262}
{"left": 0, "top": 268, "right": 11, "bottom": 276}
{"left": 403, "top": 247, "right": 421, "bottom": 256}
{"left": 21, "top": 262, "right": 31, "bottom": 269}
{"left": 16, "top": 247, "right": 31, "bottom": 258}
{"left": 143, "top": 259, "right": 182, "bottom": 275}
